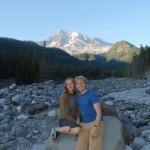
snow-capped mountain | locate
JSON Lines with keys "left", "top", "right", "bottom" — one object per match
{"left": 39, "top": 30, "right": 112, "bottom": 55}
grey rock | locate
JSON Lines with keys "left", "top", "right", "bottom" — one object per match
{"left": 44, "top": 116, "right": 125, "bottom": 150}
{"left": 145, "top": 89, "right": 150, "bottom": 94}
{"left": 141, "top": 130, "right": 150, "bottom": 137}
{"left": 31, "top": 144, "right": 46, "bottom": 150}
{"left": 0, "top": 137, "right": 32, "bottom": 150}
{"left": 142, "top": 112, "right": 150, "bottom": 119}
{"left": 11, "top": 95, "right": 21, "bottom": 106}
{"left": 147, "top": 134, "right": 150, "bottom": 142}
{"left": 141, "top": 130, "right": 150, "bottom": 142}
{"left": 140, "top": 144, "right": 150, "bottom": 150}
{"left": 0, "top": 98, "right": 6, "bottom": 104}
{"left": 123, "top": 124, "right": 140, "bottom": 144}
{"left": 14, "top": 125, "right": 29, "bottom": 137}
{"left": 47, "top": 109, "right": 57, "bottom": 117}
{"left": 26, "top": 133, "right": 32, "bottom": 139}
{"left": 132, "top": 137, "right": 147, "bottom": 150}
{"left": 100, "top": 102, "right": 118, "bottom": 117}
{"left": 105, "top": 100, "right": 114, "bottom": 106}
{"left": 126, "top": 145, "right": 133, "bottom": 150}
{"left": 17, "top": 114, "right": 28, "bottom": 120}
{"left": 16, "top": 106, "right": 22, "bottom": 113}
{"left": 9, "top": 84, "right": 16, "bottom": 90}
{"left": 0, "top": 113, "right": 6, "bottom": 122}
{"left": 27, "top": 103, "right": 48, "bottom": 115}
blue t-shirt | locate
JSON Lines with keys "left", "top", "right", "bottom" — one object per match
{"left": 77, "top": 90, "right": 99, "bottom": 123}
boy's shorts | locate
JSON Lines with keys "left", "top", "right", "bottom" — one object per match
{"left": 59, "top": 119, "right": 80, "bottom": 128}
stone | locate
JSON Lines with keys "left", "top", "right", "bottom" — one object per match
{"left": 0, "top": 113, "right": 6, "bottom": 122}
{"left": 12, "top": 95, "right": 21, "bottom": 106}
{"left": 31, "top": 144, "right": 46, "bottom": 150}
{"left": 17, "top": 114, "right": 28, "bottom": 120}
{"left": 4, "top": 105, "right": 9, "bottom": 111}
{"left": 9, "top": 84, "right": 16, "bottom": 90}
{"left": 105, "top": 101, "right": 114, "bottom": 106}
{"left": 104, "top": 87, "right": 150, "bottom": 105}
{"left": 31, "top": 100, "right": 36, "bottom": 104}
{"left": 14, "top": 126, "right": 28, "bottom": 137}
{"left": 27, "top": 103, "right": 48, "bottom": 115}
{"left": 147, "top": 134, "right": 150, "bottom": 141}
{"left": 44, "top": 116, "right": 125, "bottom": 150}
{"left": 142, "top": 112, "right": 150, "bottom": 119}
{"left": 47, "top": 109, "right": 57, "bottom": 117}
{"left": 0, "top": 98, "right": 5, "bottom": 104}
{"left": 126, "top": 145, "right": 133, "bottom": 150}
{"left": 33, "top": 130, "right": 39, "bottom": 134}
{"left": 0, "top": 88, "right": 9, "bottom": 95}
{"left": 102, "top": 116, "right": 125, "bottom": 150}
{"left": 100, "top": 102, "right": 118, "bottom": 118}
{"left": 140, "top": 144, "right": 150, "bottom": 150}
{"left": 16, "top": 106, "right": 22, "bottom": 113}
{"left": 145, "top": 89, "right": 150, "bottom": 94}
{"left": 123, "top": 124, "right": 139, "bottom": 144}
{"left": 141, "top": 130, "right": 150, "bottom": 137}
{"left": 141, "top": 130, "right": 150, "bottom": 142}
{"left": 45, "top": 101, "right": 52, "bottom": 107}
{"left": 135, "top": 119, "right": 148, "bottom": 127}
{"left": 132, "top": 137, "right": 147, "bottom": 150}
{"left": 0, "top": 137, "right": 32, "bottom": 150}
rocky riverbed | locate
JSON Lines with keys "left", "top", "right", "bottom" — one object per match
{"left": 0, "top": 77, "right": 150, "bottom": 150}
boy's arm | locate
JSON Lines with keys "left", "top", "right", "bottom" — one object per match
{"left": 93, "top": 102, "right": 102, "bottom": 126}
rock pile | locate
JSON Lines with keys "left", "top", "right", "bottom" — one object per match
{"left": 0, "top": 77, "right": 150, "bottom": 150}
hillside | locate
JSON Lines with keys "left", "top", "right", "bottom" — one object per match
{"left": 104, "top": 40, "right": 141, "bottom": 63}
{"left": 0, "top": 37, "right": 78, "bottom": 64}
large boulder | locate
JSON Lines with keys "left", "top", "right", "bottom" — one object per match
{"left": 140, "top": 144, "right": 150, "bottom": 150}
{"left": 102, "top": 116, "right": 125, "bottom": 150}
{"left": 0, "top": 137, "right": 32, "bottom": 150}
{"left": 31, "top": 116, "right": 125, "bottom": 150}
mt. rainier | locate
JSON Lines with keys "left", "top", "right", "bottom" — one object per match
{"left": 39, "top": 30, "right": 112, "bottom": 55}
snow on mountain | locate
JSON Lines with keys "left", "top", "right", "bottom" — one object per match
{"left": 39, "top": 30, "right": 112, "bottom": 55}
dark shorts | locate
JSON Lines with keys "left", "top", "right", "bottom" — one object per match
{"left": 59, "top": 119, "right": 80, "bottom": 128}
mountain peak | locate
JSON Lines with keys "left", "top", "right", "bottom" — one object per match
{"left": 106, "top": 40, "right": 141, "bottom": 62}
{"left": 115, "top": 40, "right": 133, "bottom": 45}
{"left": 39, "top": 29, "right": 112, "bottom": 55}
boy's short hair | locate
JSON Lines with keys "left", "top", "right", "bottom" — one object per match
{"left": 75, "top": 75, "right": 88, "bottom": 84}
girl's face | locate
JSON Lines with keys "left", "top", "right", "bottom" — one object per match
{"left": 66, "top": 79, "right": 75, "bottom": 93}
{"left": 76, "top": 79, "right": 86, "bottom": 93}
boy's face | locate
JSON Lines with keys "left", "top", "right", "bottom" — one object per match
{"left": 76, "top": 79, "right": 86, "bottom": 93}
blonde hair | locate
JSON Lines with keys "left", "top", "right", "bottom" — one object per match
{"left": 64, "top": 77, "right": 76, "bottom": 95}
{"left": 75, "top": 75, "right": 88, "bottom": 85}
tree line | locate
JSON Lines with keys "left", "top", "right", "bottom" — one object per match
{"left": 0, "top": 37, "right": 127, "bottom": 84}
{"left": 126, "top": 46, "right": 150, "bottom": 78}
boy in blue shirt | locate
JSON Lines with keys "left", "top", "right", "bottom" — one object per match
{"left": 75, "top": 75, "right": 104, "bottom": 150}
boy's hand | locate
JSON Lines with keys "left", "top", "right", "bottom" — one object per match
{"left": 91, "top": 127, "right": 99, "bottom": 139}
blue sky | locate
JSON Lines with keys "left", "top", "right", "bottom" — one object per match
{"left": 0, "top": 0, "right": 149, "bottom": 46}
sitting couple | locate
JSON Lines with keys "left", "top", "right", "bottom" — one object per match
{"left": 51, "top": 75, "right": 104, "bottom": 150}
